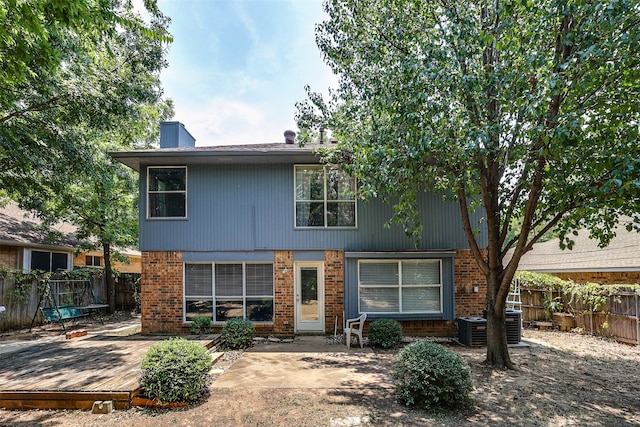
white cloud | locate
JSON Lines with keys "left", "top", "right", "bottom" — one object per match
{"left": 172, "top": 97, "right": 294, "bottom": 146}
{"left": 156, "top": 0, "right": 338, "bottom": 146}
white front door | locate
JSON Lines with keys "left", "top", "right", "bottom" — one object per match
{"left": 295, "top": 262, "right": 324, "bottom": 332}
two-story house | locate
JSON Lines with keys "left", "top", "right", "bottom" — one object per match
{"left": 111, "top": 121, "right": 487, "bottom": 336}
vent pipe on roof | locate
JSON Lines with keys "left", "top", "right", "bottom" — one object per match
{"left": 284, "top": 130, "right": 296, "bottom": 144}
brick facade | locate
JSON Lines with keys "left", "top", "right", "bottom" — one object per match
{"left": 140, "top": 248, "right": 486, "bottom": 337}
{"left": 551, "top": 271, "right": 640, "bottom": 285}
{"left": 324, "top": 250, "right": 344, "bottom": 334}
{"left": 454, "top": 249, "right": 487, "bottom": 318}
{"left": 269, "top": 250, "right": 294, "bottom": 335}
{"left": 141, "top": 251, "right": 184, "bottom": 334}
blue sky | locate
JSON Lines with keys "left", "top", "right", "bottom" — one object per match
{"left": 157, "top": 0, "right": 337, "bottom": 146}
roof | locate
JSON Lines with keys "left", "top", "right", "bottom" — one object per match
{"left": 0, "top": 202, "right": 77, "bottom": 250}
{"left": 110, "top": 142, "right": 335, "bottom": 171}
{"left": 512, "top": 224, "right": 640, "bottom": 273}
{"left": 0, "top": 203, "right": 141, "bottom": 256}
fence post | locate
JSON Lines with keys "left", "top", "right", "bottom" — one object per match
{"left": 635, "top": 292, "right": 640, "bottom": 346}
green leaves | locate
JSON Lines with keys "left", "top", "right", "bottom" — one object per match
{"left": 393, "top": 341, "right": 473, "bottom": 411}
{"left": 298, "top": 0, "right": 640, "bottom": 250}
{"left": 298, "top": 0, "right": 640, "bottom": 366}
{"left": 1, "top": 0, "right": 173, "bottom": 312}
{"left": 140, "top": 338, "right": 212, "bottom": 403}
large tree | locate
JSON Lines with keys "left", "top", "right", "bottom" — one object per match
{"left": 1, "top": 0, "right": 173, "bottom": 311}
{"left": 1, "top": 0, "right": 171, "bottom": 195}
{"left": 297, "top": 0, "right": 640, "bottom": 368}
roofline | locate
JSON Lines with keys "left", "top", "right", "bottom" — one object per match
{"left": 110, "top": 147, "right": 322, "bottom": 171}
{"left": 521, "top": 267, "right": 640, "bottom": 273}
{"left": 0, "top": 239, "right": 75, "bottom": 252}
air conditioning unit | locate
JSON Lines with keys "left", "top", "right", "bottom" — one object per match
{"left": 505, "top": 309, "right": 522, "bottom": 344}
{"left": 457, "top": 317, "right": 487, "bottom": 346}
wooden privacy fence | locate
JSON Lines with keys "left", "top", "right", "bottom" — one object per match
{"left": 520, "top": 286, "right": 640, "bottom": 345}
{"left": 0, "top": 273, "right": 140, "bottom": 331}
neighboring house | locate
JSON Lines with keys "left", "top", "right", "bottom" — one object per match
{"left": 512, "top": 223, "right": 640, "bottom": 285}
{"left": 0, "top": 203, "right": 141, "bottom": 274}
{"left": 0, "top": 202, "right": 76, "bottom": 272}
{"left": 111, "top": 121, "right": 488, "bottom": 335}
{"left": 72, "top": 249, "right": 142, "bottom": 274}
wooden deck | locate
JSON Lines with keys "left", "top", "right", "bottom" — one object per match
{"left": 0, "top": 334, "right": 219, "bottom": 410}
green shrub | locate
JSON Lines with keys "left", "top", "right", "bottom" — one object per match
{"left": 368, "top": 318, "right": 403, "bottom": 349}
{"left": 189, "top": 316, "right": 212, "bottom": 334}
{"left": 140, "top": 338, "right": 212, "bottom": 403}
{"left": 221, "top": 318, "right": 255, "bottom": 349}
{"left": 515, "top": 270, "right": 566, "bottom": 290}
{"left": 393, "top": 341, "right": 473, "bottom": 411}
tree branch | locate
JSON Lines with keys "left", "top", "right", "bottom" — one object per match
{"left": 0, "top": 95, "right": 67, "bottom": 124}
{"left": 457, "top": 179, "right": 489, "bottom": 275}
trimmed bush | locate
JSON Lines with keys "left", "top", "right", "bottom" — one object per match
{"left": 221, "top": 318, "right": 255, "bottom": 349}
{"left": 393, "top": 341, "right": 472, "bottom": 411}
{"left": 368, "top": 318, "right": 403, "bottom": 349}
{"left": 140, "top": 338, "right": 212, "bottom": 403}
{"left": 189, "top": 316, "right": 212, "bottom": 334}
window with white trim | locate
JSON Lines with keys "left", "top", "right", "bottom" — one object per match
{"left": 358, "top": 259, "right": 442, "bottom": 314}
{"left": 295, "top": 165, "right": 356, "bottom": 227}
{"left": 147, "top": 166, "right": 186, "bottom": 218}
{"left": 184, "top": 263, "right": 274, "bottom": 322}
{"left": 30, "top": 250, "right": 69, "bottom": 272}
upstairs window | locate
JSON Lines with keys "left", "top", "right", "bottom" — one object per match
{"left": 148, "top": 167, "right": 186, "bottom": 218}
{"left": 295, "top": 165, "right": 356, "bottom": 227}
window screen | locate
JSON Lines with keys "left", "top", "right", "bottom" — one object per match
{"left": 358, "top": 259, "right": 442, "bottom": 314}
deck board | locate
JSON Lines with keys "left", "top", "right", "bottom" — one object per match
{"left": 0, "top": 334, "right": 219, "bottom": 409}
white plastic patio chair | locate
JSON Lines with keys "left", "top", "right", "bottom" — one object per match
{"left": 344, "top": 313, "right": 367, "bottom": 349}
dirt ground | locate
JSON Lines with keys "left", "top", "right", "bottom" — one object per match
{"left": 1, "top": 322, "right": 639, "bottom": 427}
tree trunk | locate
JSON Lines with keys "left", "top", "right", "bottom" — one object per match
{"left": 485, "top": 273, "right": 515, "bottom": 369}
{"left": 485, "top": 305, "right": 513, "bottom": 368}
{"left": 103, "top": 242, "right": 116, "bottom": 314}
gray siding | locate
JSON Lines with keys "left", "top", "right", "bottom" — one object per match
{"left": 344, "top": 252, "right": 457, "bottom": 321}
{"left": 139, "top": 164, "right": 487, "bottom": 252}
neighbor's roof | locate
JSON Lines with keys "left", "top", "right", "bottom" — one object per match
{"left": 0, "top": 202, "right": 77, "bottom": 250}
{"left": 512, "top": 223, "right": 640, "bottom": 273}
{"left": 110, "top": 142, "right": 335, "bottom": 171}
{"left": 0, "top": 203, "right": 140, "bottom": 256}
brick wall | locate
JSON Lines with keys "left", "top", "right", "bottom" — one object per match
{"left": 269, "top": 250, "right": 294, "bottom": 335}
{"left": 140, "top": 248, "right": 488, "bottom": 337}
{"left": 0, "top": 245, "right": 19, "bottom": 269}
{"left": 552, "top": 271, "right": 640, "bottom": 285}
{"left": 141, "top": 251, "right": 184, "bottom": 334}
{"left": 324, "top": 250, "right": 344, "bottom": 334}
{"left": 265, "top": 250, "right": 345, "bottom": 335}
{"left": 363, "top": 320, "right": 457, "bottom": 337}
{"left": 454, "top": 249, "right": 486, "bottom": 318}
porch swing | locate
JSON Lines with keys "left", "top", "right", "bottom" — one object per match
{"left": 31, "top": 279, "right": 109, "bottom": 332}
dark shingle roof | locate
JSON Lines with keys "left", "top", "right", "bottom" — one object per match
{"left": 0, "top": 203, "right": 77, "bottom": 249}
